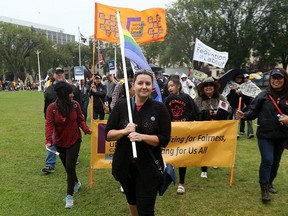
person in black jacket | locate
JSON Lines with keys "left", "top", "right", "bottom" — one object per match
{"left": 89, "top": 74, "right": 107, "bottom": 120}
{"left": 237, "top": 68, "right": 288, "bottom": 203}
{"left": 105, "top": 70, "right": 171, "bottom": 216}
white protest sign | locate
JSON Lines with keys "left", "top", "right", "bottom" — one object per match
{"left": 193, "top": 38, "right": 228, "bottom": 68}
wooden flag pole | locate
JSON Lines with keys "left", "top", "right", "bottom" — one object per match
{"left": 230, "top": 96, "right": 242, "bottom": 187}
{"left": 89, "top": 40, "right": 96, "bottom": 188}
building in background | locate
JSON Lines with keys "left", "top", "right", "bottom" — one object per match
{"left": 0, "top": 16, "right": 75, "bottom": 44}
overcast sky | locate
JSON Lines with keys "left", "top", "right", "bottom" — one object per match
{"left": 0, "top": 0, "right": 174, "bottom": 38}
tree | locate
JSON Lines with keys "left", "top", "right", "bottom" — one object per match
{"left": 0, "top": 23, "right": 47, "bottom": 80}
{"left": 161, "top": 0, "right": 272, "bottom": 70}
{"left": 254, "top": 0, "right": 288, "bottom": 70}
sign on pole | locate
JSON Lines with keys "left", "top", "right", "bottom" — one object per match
{"left": 108, "top": 60, "right": 116, "bottom": 75}
{"left": 74, "top": 66, "right": 84, "bottom": 80}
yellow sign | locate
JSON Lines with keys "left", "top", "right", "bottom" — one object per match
{"left": 94, "top": 3, "right": 167, "bottom": 44}
{"left": 91, "top": 120, "right": 238, "bottom": 169}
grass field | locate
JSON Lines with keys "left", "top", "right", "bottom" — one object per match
{"left": 1, "top": 90, "right": 288, "bottom": 216}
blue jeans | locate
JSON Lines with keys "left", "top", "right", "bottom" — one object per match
{"left": 82, "top": 99, "right": 89, "bottom": 121}
{"left": 93, "top": 110, "right": 105, "bottom": 120}
{"left": 257, "top": 138, "right": 286, "bottom": 185}
{"left": 240, "top": 119, "right": 254, "bottom": 135}
{"left": 45, "top": 133, "right": 56, "bottom": 169}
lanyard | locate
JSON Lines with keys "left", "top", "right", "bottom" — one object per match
{"left": 268, "top": 95, "right": 283, "bottom": 115}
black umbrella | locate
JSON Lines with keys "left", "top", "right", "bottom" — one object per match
{"left": 149, "top": 64, "right": 162, "bottom": 72}
{"left": 218, "top": 69, "right": 247, "bottom": 93}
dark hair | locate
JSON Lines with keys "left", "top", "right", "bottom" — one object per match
{"left": 133, "top": 69, "right": 153, "bottom": 83}
{"left": 57, "top": 98, "right": 73, "bottom": 117}
{"left": 168, "top": 74, "right": 180, "bottom": 81}
{"left": 168, "top": 76, "right": 182, "bottom": 93}
{"left": 54, "top": 82, "right": 74, "bottom": 117}
{"left": 121, "top": 81, "right": 133, "bottom": 98}
{"left": 267, "top": 68, "right": 288, "bottom": 99}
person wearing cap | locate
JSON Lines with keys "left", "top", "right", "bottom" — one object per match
{"left": 195, "top": 77, "right": 232, "bottom": 179}
{"left": 237, "top": 68, "right": 288, "bottom": 203}
{"left": 90, "top": 73, "right": 107, "bottom": 120}
{"left": 42, "top": 67, "right": 66, "bottom": 174}
{"left": 164, "top": 75, "right": 200, "bottom": 195}
{"left": 180, "top": 73, "right": 196, "bottom": 99}
{"left": 45, "top": 81, "right": 91, "bottom": 208}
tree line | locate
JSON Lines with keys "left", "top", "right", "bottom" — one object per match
{"left": 0, "top": 0, "right": 287, "bottom": 81}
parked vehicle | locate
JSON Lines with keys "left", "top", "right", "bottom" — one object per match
{"left": 252, "top": 72, "right": 270, "bottom": 87}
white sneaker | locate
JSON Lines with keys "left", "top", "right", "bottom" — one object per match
{"left": 120, "top": 186, "right": 124, "bottom": 193}
{"left": 65, "top": 195, "right": 74, "bottom": 209}
{"left": 74, "top": 180, "right": 81, "bottom": 193}
{"left": 200, "top": 172, "right": 208, "bottom": 178}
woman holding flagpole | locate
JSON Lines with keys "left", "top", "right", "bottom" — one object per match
{"left": 105, "top": 70, "right": 171, "bottom": 216}
{"left": 164, "top": 76, "right": 200, "bottom": 195}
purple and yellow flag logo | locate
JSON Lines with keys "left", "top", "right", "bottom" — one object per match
{"left": 95, "top": 3, "right": 166, "bottom": 44}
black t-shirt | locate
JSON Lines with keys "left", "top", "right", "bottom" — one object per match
{"left": 164, "top": 92, "right": 200, "bottom": 122}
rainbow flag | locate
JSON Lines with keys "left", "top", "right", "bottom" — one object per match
{"left": 123, "top": 29, "right": 150, "bottom": 69}
{"left": 123, "top": 28, "right": 162, "bottom": 102}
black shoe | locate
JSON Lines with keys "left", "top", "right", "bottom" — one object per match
{"left": 268, "top": 184, "right": 277, "bottom": 194}
{"left": 260, "top": 184, "right": 271, "bottom": 203}
{"left": 248, "top": 134, "right": 254, "bottom": 139}
{"left": 42, "top": 166, "right": 55, "bottom": 173}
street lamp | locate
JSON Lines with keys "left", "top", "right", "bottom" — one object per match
{"left": 36, "top": 50, "right": 41, "bottom": 91}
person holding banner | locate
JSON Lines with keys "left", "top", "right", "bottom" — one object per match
{"left": 105, "top": 70, "right": 171, "bottom": 216}
{"left": 164, "top": 76, "right": 200, "bottom": 195}
{"left": 45, "top": 81, "right": 91, "bottom": 208}
{"left": 195, "top": 77, "right": 232, "bottom": 179}
{"left": 237, "top": 68, "right": 288, "bottom": 203}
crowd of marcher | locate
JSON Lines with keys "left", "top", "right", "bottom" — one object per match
{"left": 0, "top": 78, "right": 38, "bottom": 91}
{"left": 40, "top": 66, "right": 288, "bottom": 214}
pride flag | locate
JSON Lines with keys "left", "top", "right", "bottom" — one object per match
{"left": 123, "top": 29, "right": 150, "bottom": 70}
{"left": 123, "top": 28, "right": 162, "bottom": 102}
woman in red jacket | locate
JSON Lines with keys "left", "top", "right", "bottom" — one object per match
{"left": 45, "top": 81, "right": 91, "bottom": 209}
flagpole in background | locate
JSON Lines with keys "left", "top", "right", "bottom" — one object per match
{"left": 116, "top": 10, "right": 137, "bottom": 158}
{"left": 78, "top": 27, "right": 82, "bottom": 66}
{"left": 114, "top": 44, "right": 117, "bottom": 78}
{"left": 97, "top": 40, "right": 100, "bottom": 73}
{"left": 92, "top": 40, "right": 96, "bottom": 75}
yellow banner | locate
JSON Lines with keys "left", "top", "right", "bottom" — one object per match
{"left": 94, "top": 3, "right": 167, "bottom": 44}
{"left": 91, "top": 120, "right": 238, "bottom": 169}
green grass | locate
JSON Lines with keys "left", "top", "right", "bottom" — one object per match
{"left": 1, "top": 90, "right": 288, "bottom": 216}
